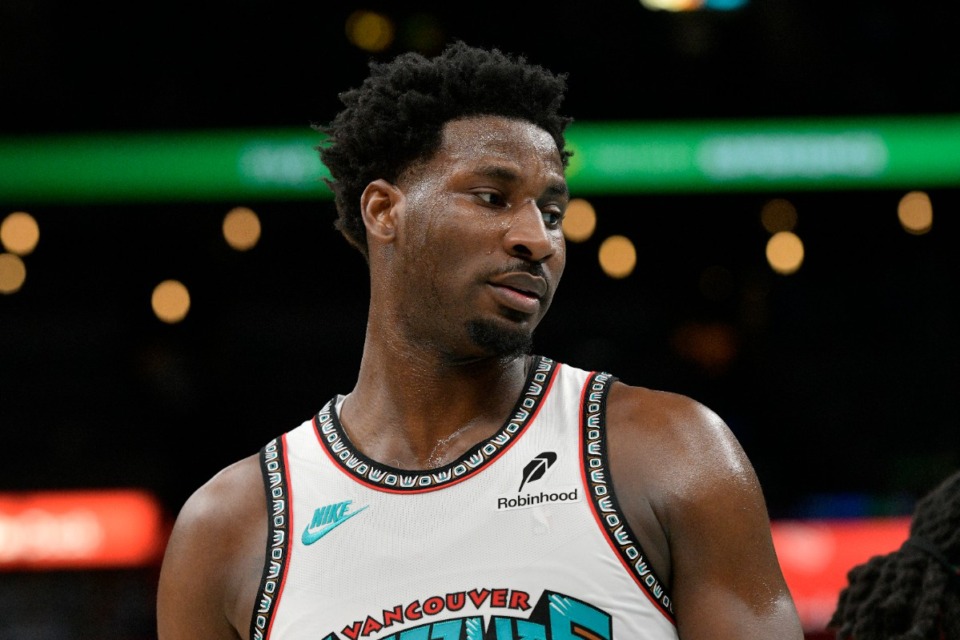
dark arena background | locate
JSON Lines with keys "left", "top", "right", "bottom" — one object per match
{"left": 1, "top": 1, "right": 958, "bottom": 638}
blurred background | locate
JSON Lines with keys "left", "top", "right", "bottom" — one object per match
{"left": 1, "top": 0, "right": 958, "bottom": 637}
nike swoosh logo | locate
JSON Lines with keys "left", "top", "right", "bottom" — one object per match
{"left": 301, "top": 505, "right": 368, "bottom": 545}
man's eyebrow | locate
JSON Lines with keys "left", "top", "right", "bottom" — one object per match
{"left": 543, "top": 182, "right": 569, "bottom": 200}
{"left": 472, "top": 165, "right": 569, "bottom": 199}
{"left": 473, "top": 164, "right": 520, "bottom": 182}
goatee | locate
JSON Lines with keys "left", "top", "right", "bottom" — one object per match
{"left": 467, "top": 318, "right": 533, "bottom": 359}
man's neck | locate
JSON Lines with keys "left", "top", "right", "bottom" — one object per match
{"left": 340, "top": 347, "right": 533, "bottom": 469}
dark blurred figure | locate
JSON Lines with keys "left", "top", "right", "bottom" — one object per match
{"left": 829, "top": 469, "right": 960, "bottom": 640}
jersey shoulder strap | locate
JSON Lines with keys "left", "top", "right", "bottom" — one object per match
{"left": 579, "top": 370, "right": 675, "bottom": 620}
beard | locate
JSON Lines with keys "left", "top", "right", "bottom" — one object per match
{"left": 466, "top": 315, "right": 534, "bottom": 359}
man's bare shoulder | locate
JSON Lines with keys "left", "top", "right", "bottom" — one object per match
{"left": 176, "top": 454, "right": 264, "bottom": 527}
{"left": 164, "top": 453, "right": 267, "bottom": 572}
{"left": 606, "top": 381, "right": 735, "bottom": 454}
{"left": 603, "top": 381, "right": 804, "bottom": 638}
{"left": 604, "top": 380, "right": 761, "bottom": 509}
{"left": 157, "top": 454, "right": 266, "bottom": 639}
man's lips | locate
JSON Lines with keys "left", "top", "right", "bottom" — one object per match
{"left": 487, "top": 272, "right": 548, "bottom": 315}
{"left": 488, "top": 272, "right": 548, "bottom": 299}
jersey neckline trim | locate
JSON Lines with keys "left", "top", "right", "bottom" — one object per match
{"left": 311, "top": 355, "right": 560, "bottom": 493}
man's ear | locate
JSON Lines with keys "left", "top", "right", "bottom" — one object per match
{"left": 360, "top": 179, "right": 402, "bottom": 245}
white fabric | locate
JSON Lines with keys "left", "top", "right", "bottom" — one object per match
{"left": 257, "top": 357, "right": 678, "bottom": 640}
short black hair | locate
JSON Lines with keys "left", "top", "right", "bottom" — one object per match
{"left": 314, "top": 40, "right": 573, "bottom": 259}
{"left": 829, "top": 469, "right": 960, "bottom": 640}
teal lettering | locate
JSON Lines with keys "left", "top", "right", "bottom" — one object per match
{"left": 325, "top": 591, "right": 610, "bottom": 640}
{"left": 515, "top": 619, "right": 548, "bottom": 640}
{"left": 546, "top": 592, "right": 612, "bottom": 640}
{"left": 493, "top": 617, "right": 548, "bottom": 640}
{"left": 429, "top": 619, "right": 462, "bottom": 639}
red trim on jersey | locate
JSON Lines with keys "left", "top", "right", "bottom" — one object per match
{"left": 314, "top": 359, "right": 561, "bottom": 495}
{"left": 264, "top": 432, "right": 297, "bottom": 640}
{"left": 577, "top": 375, "right": 677, "bottom": 624}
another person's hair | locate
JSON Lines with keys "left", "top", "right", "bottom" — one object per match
{"left": 315, "top": 40, "right": 573, "bottom": 259}
{"left": 829, "top": 469, "right": 960, "bottom": 640}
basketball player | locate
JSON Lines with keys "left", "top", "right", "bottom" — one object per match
{"left": 829, "top": 468, "right": 960, "bottom": 640}
{"left": 156, "top": 41, "right": 804, "bottom": 640}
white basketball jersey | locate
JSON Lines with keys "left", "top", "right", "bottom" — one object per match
{"left": 252, "top": 356, "right": 678, "bottom": 640}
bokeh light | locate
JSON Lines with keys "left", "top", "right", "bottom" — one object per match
{"left": 151, "top": 280, "right": 191, "bottom": 324}
{"left": 562, "top": 199, "right": 597, "bottom": 243}
{"left": 766, "top": 231, "right": 804, "bottom": 275}
{"left": 761, "top": 198, "right": 798, "bottom": 234}
{"left": 223, "top": 206, "right": 261, "bottom": 251}
{"left": 598, "top": 235, "right": 637, "bottom": 279}
{"left": 897, "top": 191, "right": 933, "bottom": 235}
{"left": 0, "top": 252, "right": 27, "bottom": 294}
{"left": 1, "top": 211, "right": 40, "bottom": 256}
{"left": 346, "top": 10, "right": 395, "bottom": 52}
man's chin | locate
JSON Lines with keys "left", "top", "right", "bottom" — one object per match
{"left": 466, "top": 319, "right": 534, "bottom": 359}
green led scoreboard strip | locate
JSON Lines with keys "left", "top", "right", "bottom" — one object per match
{"left": 2, "top": 115, "right": 959, "bottom": 204}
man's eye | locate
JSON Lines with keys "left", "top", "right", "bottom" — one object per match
{"left": 542, "top": 211, "right": 563, "bottom": 228}
{"left": 476, "top": 192, "right": 505, "bottom": 206}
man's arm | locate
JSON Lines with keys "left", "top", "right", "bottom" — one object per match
{"left": 607, "top": 384, "right": 804, "bottom": 640}
{"left": 157, "top": 455, "right": 265, "bottom": 640}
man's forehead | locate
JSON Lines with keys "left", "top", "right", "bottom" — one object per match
{"left": 437, "top": 116, "right": 564, "bottom": 172}
{"left": 442, "top": 116, "right": 558, "bottom": 150}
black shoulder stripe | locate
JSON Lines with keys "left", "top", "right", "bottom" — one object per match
{"left": 581, "top": 372, "right": 675, "bottom": 620}
{"left": 251, "top": 436, "right": 290, "bottom": 640}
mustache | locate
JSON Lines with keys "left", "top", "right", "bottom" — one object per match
{"left": 488, "top": 261, "right": 547, "bottom": 279}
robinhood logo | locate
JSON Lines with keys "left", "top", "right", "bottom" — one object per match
{"left": 518, "top": 452, "right": 557, "bottom": 492}
{"left": 496, "top": 451, "right": 581, "bottom": 511}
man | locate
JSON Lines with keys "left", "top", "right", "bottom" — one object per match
{"left": 157, "top": 41, "right": 804, "bottom": 640}
{"left": 829, "top": 468, "right": 960, "bottom": 640}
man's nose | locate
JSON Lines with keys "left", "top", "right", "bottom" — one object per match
{"left": 503, "top": 204, "right": 556, "bottom": 262}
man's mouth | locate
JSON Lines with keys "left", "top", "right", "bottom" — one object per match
{"left": 487, "top": 272, "right": 548, "bottom": 315}
{"left": 488, "top": 272, "right": 548, "bottom": 299}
